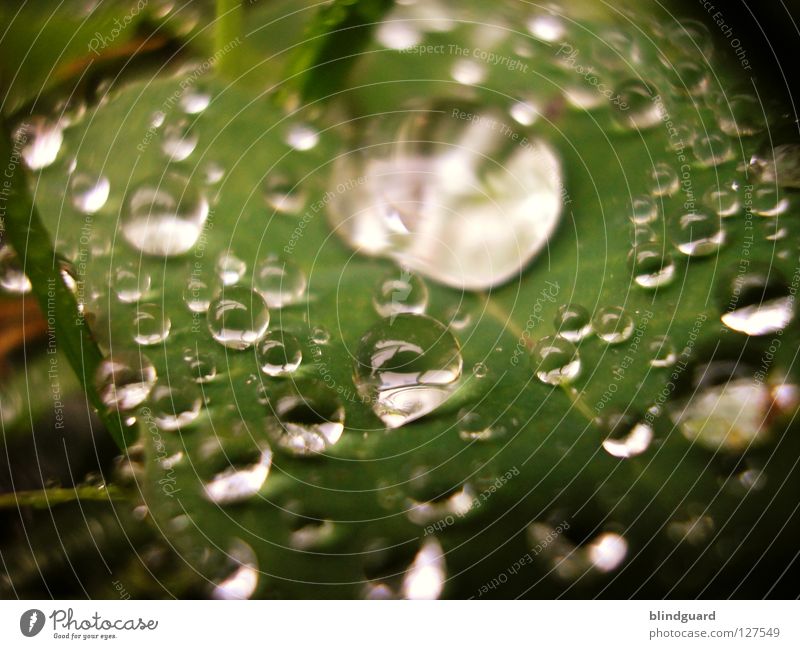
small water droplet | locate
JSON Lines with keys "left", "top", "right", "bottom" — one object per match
{"left": 309, "top": 326, "right": 331, "bottom": 345}
{"left": 751, "top": 184, "right": 790, "bottom": 217}
{"left": 113, "top": 262, "right": 151, "bottom": 303}
{"left": 253, "top": 255, "right": 307, "bottom": 308}
{"left": 203, "top": 446, "right": 272, "bottom": 505}
{"left": 186, "top": 349, "right": 218, "bottom": 383}
{"left": 458, "top": 409, "right": 501, "bottom": 441}
{"left": 450, "top": 59, "right": 487, "bottom": 85}
{"left": 285, "top": 123, "right": 319, "bottom": 151}
{"left": 263, "top": 173, "right": 306, "bottom": 214}
{"left": 15, "top": 117, "right": 63, "bottom": 170}
{"left": 718, "top": 264, "right": 794, "bottom": 336}
{"left": 693, "top": 130, "right": 733, "bottom": 167}
{"left": 95, "top": 352, "right": 157, "bottom": 410}
{"left": 149, "top": 382, "right": 202, "bottom": 430}
{"left": 554, "top": 303, "right": 592, "bottom": 342}
{"left": 600, "top": 412, "right": 653, "bottom": 458}
{"left": 532, "top": 336, "right": 581, "bottom": 385}
{"left": 648, "top": 335, "right": 677, "bottom": 368}
{"left": 133, "top": 303, "right": 170, "bottom": 345}
{"left": 373, "top": 268, "right": 429, "bottom": 319}
{"left": 702, "top": 183, "right": 740, "bottom": 217}
{"left": 612, "top": 79, "right": 663, "bottom": 130}
{"left": 402, "top": 537, "right": 446, "bottom": 600}
{"left": 266, "top": 382, "right": 344, "bottom": 455}
{"left": 70, "top": 173, "right": 110, "bottom": 214}
{"left": 0, "top": 246, "right": 32, "bottom": 294}
{"left": 587, "top": 532, "right": 628, "bottom": 572}
{"left": 161, "top": 117, "right": 198, "bottom": 161}
{"left": 207, "top": 286, "right": 270, "bottom": 350}
{"left": 592, "top": 306, "right": 634, "bottom": 344}
{"left": 216, "top": 251, "right": 246, "bottom": 286}
{"left": 354, "top": 314, "right": 462, "bottom": 428}
{"left": 179, "top": 87, "right": 211, "bottom": 114}
{"left": 669, "top": 212, "right": 725, "bottom": 257}
{"left": 210, "top": 541, "right": 259, "bottom": 600}
{"left": 257, "top": 330, "right": 303, "bottom": 377}
{"left": 650, "top": 162, "right": 679, "bottom": 196}
{"left": 629, "top": 242, "right": 676, "bottom": 289}
{"left": 629, "top": 195, "right": 658, "bottom": 225}
{"left": 183, "top": 274, "right": 215, "bottom": 313}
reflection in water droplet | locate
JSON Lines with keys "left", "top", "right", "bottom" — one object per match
{"left": 185, "top": 349, "right": 217, "bottom": 383}
{"left": 554, "top": 303, "right": 592, "bottom": 342}
{"left": 703, "top": 183, "right": 740, "bottom": 217}
{"left": 211, "top": 541, "right": 259, "bottom": 600}
{"left": 161, "top": 118, "right": 198, "bottom": 161}
{"left": 373, "top": 268, "right": 429, "bottom": 318}
{"left": 207, "top": 286, "right": 270, "bottom": 350}
{"left": 203, "top": 447, "right": 272, "bottom": 505}
{"left": 402, "top": 538, "right": 446, "bottom": 600}
{"left": 113, "top": 262, "right": 150, "bottom": 303}
{"left": 629, "top": 195, "right": 658, "bottom": 224}
{"left": 216, "top": 251, "right": 246, "bottom": 286}
{"left": 592, "top": 307, "right": 634, "bottom": 344}
{"left": 150, "top": 382, "right": 202, "bottom": 430}
{"left": 15, "top": 117, "right": 63, "bottom": 170}
{"left": 718, "top": 263, "right": 795, "bottom": 336}
{"left": 648, "top": 335, "right": 677, "bottom": 368}
{"left": 266, "top": 383, "right": 344, "bottom": 455}
{"left": 183, "top": 274, "right": 214, "bottom": 313}
{"left": 407, "top": 483, "right": 475, "bottom": 525}
{"left": 122, "top": 173, "right": 209, "bottom": 257}
{"left": 309, "top": 326, "right": 331, "bottom": 345}
{"left": 532, "top": 336, "right": 581, "bottom": 385}
{"left": 612, "top": 79, "right": 663, "bottom": 130}
{"left": 629, "top": 242, "right": 675, "bottom": 289}
{"left": 328, "top": 104, "right": 563, "bottom": 289}
{"left": 253, "top": 255, "right": 307, "bottom": 308}
{"left": 670, "top": 212, "right": 725, "bottom": 257}
{"left": 354, "top": 314, "right": 462, "bottom": 428}
{"left": 95, "top": 352, "right": 157, "bottom": 410}
{"left": 285, "top": 123, "right": 319, "bottom": 151}
{"left": 133, "top": 303, "right": 171, "bottom": 345}
{"left": 650, "top": 163, "right": 679, "bottom": 196}
{"left": 600, "top": 412, "right": 653, "bottom": 458}
{"left": 257, "top": 330, "right": 303, "bottom": 377}
{"left": 70, "top": 173, "right": 110, "bottom": 214}
{"left": 472, "top": 362, "right": 488, "bottom": 378}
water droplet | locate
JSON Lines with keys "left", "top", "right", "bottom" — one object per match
{"left": 472, "top": 361, "right": 488, "bottom": 378}
{"left": 186, "top": 349, "right": 217, "bottom": 383}
{"left": 600, "top": 412, "right": 653, "bottom": 458}
{"left": 179, "top": 87, "right": 211, "bottom": 114}
{"left": 95, "top": 352, "right": 156, "bottom": 410}
{"left": 70, "top": 173, "right": 110, "bottom": 214}
{"left": 587, "top": 532, "right": 628, "bottom": 572}
{"left": 693, "top": 131, "right": 733, "bottom": 167}
{"left": 532, "top": 336, "right": 581, "bottom": 385}
{"left": 702, "top": 183, "right": 740, "bottom": 217}
{"left": 266, "top": 382, "right": 344, "bottom": 455}
{"left": 354, "top": 314, "right": 462, "bottom": 428}
{"left": 458, "top": 409, "right": 501, "bottom": 441}
{"left": 373, "top": 268, "right": 429, "bottom": 319}
{"left": 210, "top": 541, "right": 259, "bottom": 600}
{"left": 133, "top": 303, "right": 171, "bottom": 345}
{"left": 14, "top": 117, "right": 63, "bottom": 170}
{"left": 113, "top": 262, "right": 151, "bottom": 303}
{"left": 407, "top": 483, "right": 475, "bottom": 525}
{"left": 592, "top": 307, "right": 634, "bottom": 344}
{"left": 751, "top": 143, "right": 800, "bottom": 189}
{"left": 207, "top": 286, "right": 270, "bottom": 350}
{"left": 285, "top": 123, "right": 319, "bottom": 151}
{"left": 216, "top": 251, "right": 246, "bottom": 286}
{"left": 527, "top": 14, "right": 565, "bottom": 42}
{"left": 183, "top": 274, "right": 215, "bottom": 313}
{"left": 629, "top": 242, "right": 676, "bottom": 289}
{"left": 509, "top": 99, "right": 540, "bottom": 126}
{"left": 554, "top": 303, "right": 592, "bottom": 342}
{"left": 203, "top": 446, "right": 272, "bottom": 505}
{"left": 648, "top": 335, "right": 677, "bottom": 368}
{"left": 149, "top": 382, "right": 202, "bottom": 430}
{"left": 161, "top": 118, "right": 198, "bottom": 161}
{"left": 263, "top": 173, "right": 306, "bottom": 214}
{"left": 257, "top": 330, "right": 303, "bottom": 377}
{"left": 718, "top": 265, "right": 794, "bottom": 336}
{"left": 650, "top": 163, "right": 679, "bottom": 196}
{"left": 612, "top": 79, "right": 663, "bottom": 130}
{"left": 450, "top": 59, "right": 486, "bottom": 85}
{"left": 751, "top": 184, "right": 790, "bottom": 217}
{"left": 202, "top": 160, "right": 225, "bottom": 185}
{"left": 253, "top": 255, "right": 307, "bottom": 308}
{"left": 309, "top": 326, "right": 330, "bottom": 345}
{"left": 629, "top": 195, "right": 658, "bottom": 224}
{"left": 402, "top": 538, "right": 445, "bottom": 600}
{"left": 445, "top": 304, "right": 472, "bottom": 331}
{"left": 327, "top": 104, "right": 563, "bottom": 289}
{"left": 669, "top": 212, "right": 725, "bottom": 257}
{"left": 718, "top": 95, "right": 765, "bottom": 137}
{"left": 0, "top": 246, "right": 32, "bottom": 294}
{"left": 376, "top": 20, "right": 421, "bottom": 49}
{"left": 122, "top": 173, "right": 209, "bottom": 257}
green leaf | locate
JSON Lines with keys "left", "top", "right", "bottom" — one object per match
{"left": 24, "top": 2, "right": 800, "bottom": 598}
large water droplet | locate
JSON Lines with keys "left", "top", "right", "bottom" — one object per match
{"left": 327, "top": 103, "right": 563, "bottom": 289}
{"left": 532, "top": 336, "right": 581, "bottom": 385}
{"left": 122, "top": 173, "right": 209, "bottom": 257}
{"left": 354, "top": 314, "right": 462, "bottom": 428}
{"left": 207, "top": 286, "right": 270, "bottom": 350}
{"left": 95, "top": 352, "right": 157, "bottom": 410}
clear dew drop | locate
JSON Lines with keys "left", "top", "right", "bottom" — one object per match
{"left": 149, "top": 382, "right": 202, "bottom": 431}
{"left": 509, "top": 99, "right": 540, "bottom": 126}
{"left": 327, "top": 103, "right": 563, "bottom": 290}
{"left": 692, "top": 130, "right": 733, "bottom": 167}
{"left": 253, "top": 255, "right": 307, "bottom": 308}
{"left": 285, "top": 123, "right": 319, "bottom": 151}
{"left": 216, "top": 251, "right": 246, "bottom": 286}
{"left": 202, "top": 160, "right": 225, "bottom": 185}
{"left": 210, "top": 541, "right": 259, "bottom": 600}
{"left": 750, "top": 143, "right": 800, "bottom": 189}
{"left": 133, "top": 303, "right": 171, "bottom": 345}
{"left": 263, "top": 173, "right": 306, "bottom": 215}
{"left": 70, "top": 173, "right": 110, "bottom": 214}
{"left": 611, "top": 79, "right": 664, "bottom": 130}
{"left": 375, "top": 20, "right": 422, "bottom": 49}
{"left": 265, "top": 382, "right": 344, "bottom": 456}
{"left": 122, "top": 172, "right": 209, "bottom": 257}
{"left": 179, "top": 87, "right": 211, "bottom": 114}
{"left": 0, "top": 246, "right": 32, "bottom": 295}
{"left": 472, "top": 361, "right": 488, "bottom": 378}
{"left": 554, "top": 303, "right": 592, "bottom": 342}
{"left": 113, "top": 262, "right": 151, "bottom": 303}
{"left": 354, "top": 314, "right": 462, "bottom": 428}
{"left": 450, "top": 59, "right": 487, "bottom": 85}
{"left": 207, "top": 286, "right": 270, "bottom": 350}
{"left": 401, "top": 537, "right": 446, "bottom": 600}
{"left": 160, "top": 117, "right": 198, "bottom": 162}
{"left": 445, "top": 304, "right": 472, "bottom": 331}
{"left": 669, "top": 212, "right": 725, "bottom": 257}
{"left": 407, "top": 483, "right": 475, "bottom": 525}
{"left": 648, "top": 335, "right": 677, "bottom": 368}
{"left": 718, "top": 94, "right": 766, "bottom": 137}
{"left": 183, "top": 274, "right": 215, "bottom": 313}
{"left": 702, "top": 183, "right": 740, "bottom": 217}
{"left": 650, "top": 162, "right": 679, "bottom": 196}
{"left": 309, "top": 326, "right": 331, "bottom": 345}
{"left": 203, "top": 446, "right": 272, "bottom": 505}
{"left": 372, "top": 268, "right": 429, "bottom": 318}
{"left": 95, "top": 352, "right": 156, "bottom": 410}
{"left": 257, "top": 330, "right": 303, "bottom": 377}
{"left": 629, "top": 194, "right": 658, "bottom": 225}
{"left": 600, "top": 411, "right": 654, "bottom": 458}
{"left": 14, "top": 117, "right": 64, "bottom": 170}
{"left": 751, "top": 184, "right": 790, "bottom": 217}
{"left": 629, "top": 242, "right": 676, "bottom": 289}
{"left": 718, "top": 264, "right": 794, "bottom": 336}
{"left": 586, "top": 532, "right": 628, "bottom": 572}
{"left": 458, "top": 409, "right": 501, "bottom": 441}
{"left": 532, "top": 336, "right": 581, "bottom": 385}
{"left": 527, "top": 13, "right": 566, "bottom": 42}
{"left": 592, "top": 306, "right": 634, "bottom": 344}
{"left": 185, "top": 349, "right": 218, "bottom": 383}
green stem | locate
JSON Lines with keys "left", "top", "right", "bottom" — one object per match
{"left": 0, "top": 117, "right": 131, "bottom": 450}
{"left": 215, "top": 0, "right": 243, "bottom": 78}
{"left": 0, "top": 485, "right": 127, "bottom": 509}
